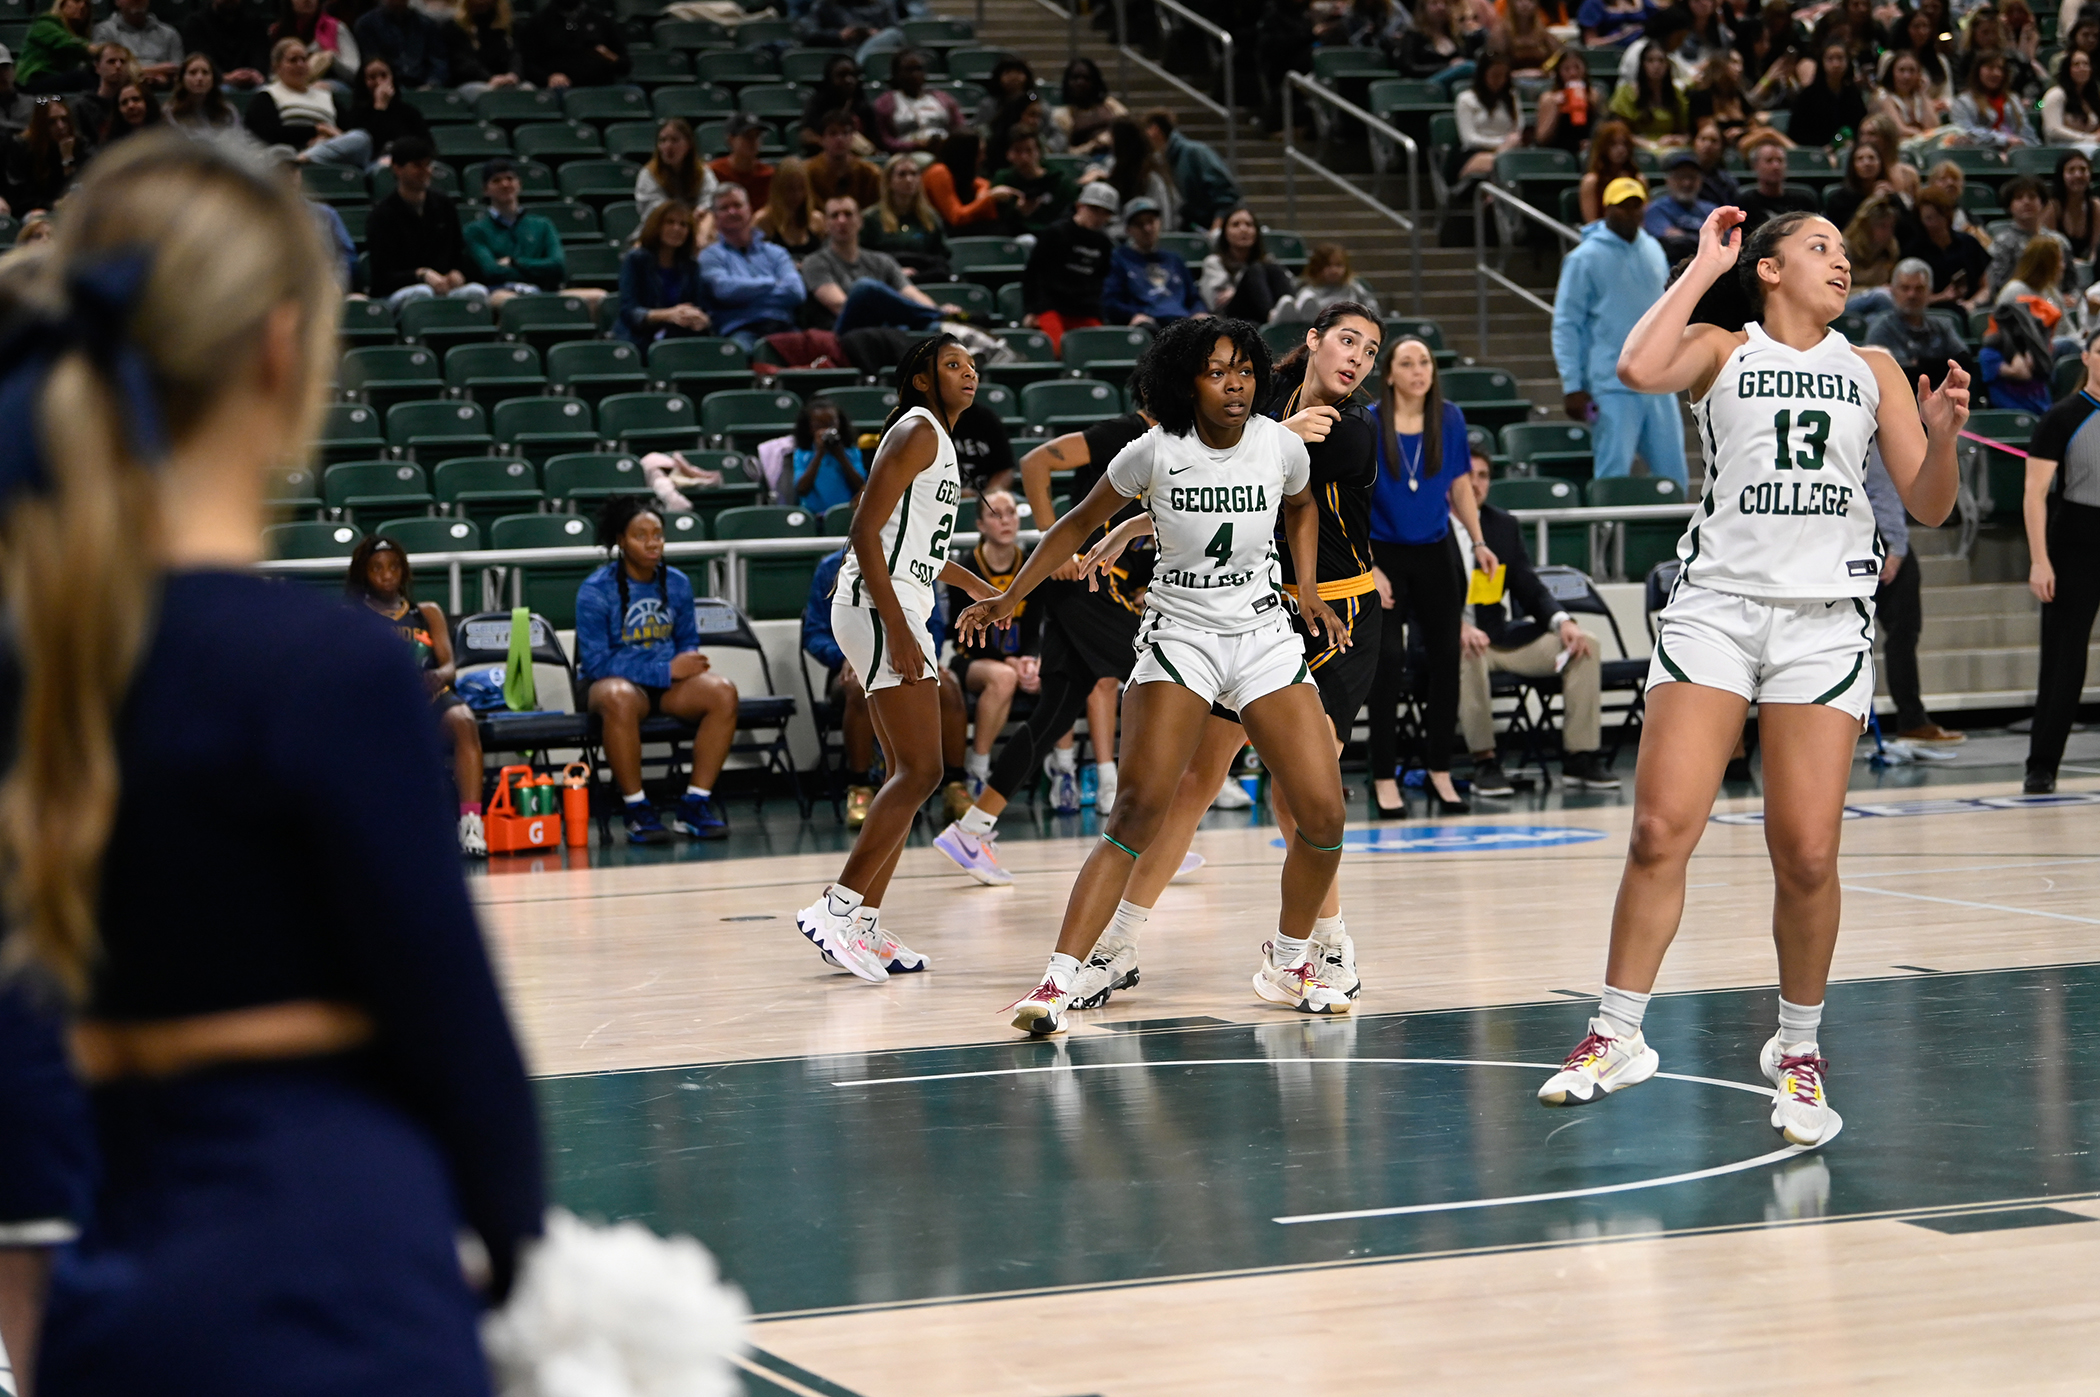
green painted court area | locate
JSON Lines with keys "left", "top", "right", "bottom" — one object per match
{"left": 537, "top": 963, "right": 2100, "bottom": 1319}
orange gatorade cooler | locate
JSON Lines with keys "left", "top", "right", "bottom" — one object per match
{"left": 486, "top": 765, "right": 563, "bottom": 853}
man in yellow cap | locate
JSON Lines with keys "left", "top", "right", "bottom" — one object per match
{"left": 1549, "top": 174, "right": 1689, "bottom": 486}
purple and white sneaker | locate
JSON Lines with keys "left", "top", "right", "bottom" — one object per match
{"left": 933, "top": 821, "right": 1013, "bottom": 886}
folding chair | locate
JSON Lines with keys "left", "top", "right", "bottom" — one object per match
{"left": 452, "top": 609, "right": 597, "bottom": 812}
{"left": 680, "top": 597, "right": 806, "bottom": 816}
{"left": 1528, "top": 564, "right": 1648, "bottom": 762}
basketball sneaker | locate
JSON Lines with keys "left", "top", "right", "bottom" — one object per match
{"left": 1309, "top": 924, "right": 1359, "bottom": 999}
{"left": 623, "top": 803, "right": 670, "bottom": 845}
{"left": 458, "top": 812, "right": 488, "bottom": 858}
{"left": 1069, "top": 935, "right": 1139, "bottom": 1009}
{"left": 794, "top": 894, "right": 888, "bottom": 984}
{"left": 933, "top": 821, "right": 1013, "bottom": 885}
{"left": 824, "top": 912, "right": 930, "bottom": 974}
{"left": 1760, "top": 1034, "right": 1842, "bottom": 1146}
{"left": 1174, "top": 851, "right": 1206, "bottom": 880}
{"left": 666, "top": 792, "right": 728, "bottom": 840}
{"left": 1536, "top": 1017, "right": 1659, "bottom": 1105}
{"left": 1007, "top": 975, "right": 1072, "bottom": 1035}
{"left": 1045, "top": 755, "right": 1081, "bottom": 814}
{"left": 1252, "top": 942, "right": 1352, "bottom": 1015}
{"left": 1211, "top": 777, "right": 1254, "bottom": 810}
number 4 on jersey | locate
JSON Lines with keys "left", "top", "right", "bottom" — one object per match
{"left": 1204, "top": 521, "right": 1233, "bottom": 568}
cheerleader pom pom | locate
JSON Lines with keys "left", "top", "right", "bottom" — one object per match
{"left": 483, "top": 1207, "right": 750, "bottom": 1397}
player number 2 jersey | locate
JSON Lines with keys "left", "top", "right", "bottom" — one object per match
{"left": 1685, "top": 322, "right": 1885, "bottom": 601}
{"left": 1105, "top": 416, "right": 1312, "bottom": 634}
{"left": 835, "top": 405, "right": 961, "bottom": 617}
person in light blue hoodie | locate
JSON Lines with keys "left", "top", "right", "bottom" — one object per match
{"left": 1551, "top": 176, "right": 1688, "bottom": 486}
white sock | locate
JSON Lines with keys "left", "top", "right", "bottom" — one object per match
{"left": 1312, "top": 914, "right": 1346, "bottom": 943}
{"left": 1045, "top": 951, "right": 1081, "bottom": 992}
{"left": 1106, "top": 899, "right": 1149, "bottom": 947}
{"left": 623, "top": 790, "right": 648, "bottom": 806}
{"left": 1598, "top": 984, "right": 1651, "bottom": 1038}
{"left": 1272, "top": 933, "right": 1311, "bottom": 965}
{"left": 825, "top": 884, "right": 864, "bottom": 920}
{"left": 1777, "top": 996, "right": 1823, "bottom": 1051}
{"left": 959, "top": 805, "right": 997, "bottom": 836}
{"left": 965, "top": 750, "right": 991, "bottom": 778}
{"left": 1095, "top": 760, "right": 1117, "bottom": 779}
{"left": 1051, "top": 745, "right": 1077, "bottom": 773}
{"left": 685, "top": 784, "right": 710, "bottom": 801}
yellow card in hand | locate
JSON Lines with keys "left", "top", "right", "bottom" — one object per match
{"left": 1467, "top": 565, "right": 1507, "bottom": 606}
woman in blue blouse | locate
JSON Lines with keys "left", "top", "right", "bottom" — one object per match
{"left": 1364, "top": 337, "right": 1500, "bottom": 817}
{"left": 616, "top": 200, "right": 710, "bottom": 345}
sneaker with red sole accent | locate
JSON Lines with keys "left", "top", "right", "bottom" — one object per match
{"left": 795, "top": 894, "right": 888, "bottom": 984}
{"left": 1252, "top": 942, "right": 1352, "bottom": 1015}
{"left": 1537, "top": 1017, "right": 1659, "bottom": 1105}
{"left": 933, "top": 821, "right": 1014, "bottom": 885}
{"left": 1007, "top": 975, "right": 1071, "bottom": 1035}
{"left": 1760, "top": 1034, "right": 1843, "bottom": 1146}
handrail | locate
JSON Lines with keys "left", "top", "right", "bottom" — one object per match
{"left": 1504, "top": 500, "right": 1694, "bottom": 575}
{"left": 1022, "top": 0, "right": 1079, "bottom": 63}
{"left": 1112, "top": 0, "right": 1237, "bottom": 172}
{"left": 1281, "top": 73, "right": 1422, "bottom": 315}
{"left": 1472, "top": 182, "right": 1582, "bottom": 354}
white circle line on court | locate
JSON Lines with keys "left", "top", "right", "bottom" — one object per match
{"left": 829, "top": 1057, "right": 1818, "bottom": 1226}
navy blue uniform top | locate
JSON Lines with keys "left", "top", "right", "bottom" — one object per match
{"left": 91, "top": 572, "right": 543, "bottom": 1274}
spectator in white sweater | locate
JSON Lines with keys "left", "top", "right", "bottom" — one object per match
{"left": 1452, "top": 52, "right": 1524, "bottom": 184}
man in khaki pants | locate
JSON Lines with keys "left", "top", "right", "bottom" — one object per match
{"left": 1454, "top": 451, "right": 1620, "bottom": 796}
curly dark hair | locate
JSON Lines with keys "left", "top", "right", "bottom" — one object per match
{"left": 1132, "top": 316, "right": 1273, "bottom": 438}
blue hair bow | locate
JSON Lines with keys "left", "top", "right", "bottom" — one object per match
{"left": 0, "top": 251, "right": 168, "bottom": 501}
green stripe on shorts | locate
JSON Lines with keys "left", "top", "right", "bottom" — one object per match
{"left": 1149, "top": 642, "right": 1187, "bottom": 687}
{"left": 1811, "top": 650, "right": 1865, "bottom": 706}
{"left": 1655, "top": 638, "right": 1690, "bottom": 683}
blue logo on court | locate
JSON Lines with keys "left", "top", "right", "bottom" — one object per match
{"left": 1711, "top": 792, "right": 2100, "bottom": 825}
{"left": 1271, "top": 825, "right": 1609, "bottom": 854}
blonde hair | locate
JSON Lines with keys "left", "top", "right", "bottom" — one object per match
{"left": 876, "top": 153, "right": 937, "bottom": 234}
{"left": 2011, "top": 233, "right": 2065, "bottom": 292}
{"left": 0, "top": 133, "right": 337, "bottom": 1000}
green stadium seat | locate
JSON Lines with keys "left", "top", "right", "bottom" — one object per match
{"left": 822, "top": 500, "right": 855, "bottom": 534}
{"left": 403, "top": 87, "right": 474, "bottom": 124}
{"left": 377, "top": 515, "right": 483, "bottom": 551}
{"left": 267, "top": 463, "right": 324, "bottom": 517}
{"left": 1023, "top": 378, "right": 1120, "bottom": 433}
{"left": 326, "top": 459, "right": 436, "bottom": 514}
{"left": 599, "top": 390, "right": 701, "bottom": 452}
{"left": 434, "top": 456, "right": 546, "bottom": 534}
{"left": 563, "top": 242, "right": 623, "bottom": 289}
{"left": 813, "top": 385, "right": 897, "bottom": 430}
{"left": 976, "top": 380, "right": 1022, "bottom": 430}
{"left": 755, "top": 357, "right": 858, "bottom": 396}
{"left": 1265, "top": 229, "right": 1309, "bottom": 270}
{"left": 650, "top": 336, "right": 751, "bottom": 393}
{"left": 515, "top": 121, "right": 605, "bottom": 167}
{"left": 547, "top": 339, "right": 649, "bottom": 403}
{"left": 947, "top": 236, "right": 1027, "bottom": 287}
{"left": 498, "top": 293, "right": 599, "bottom": 350}
{"left": 1487, "top": 474, "right": 1586, "bottom": 565}
{"left": 2009, "top": 145, "right": 2063, "bottom": 178}
{"left": 533, "top": 199, "right": 603, "bottom": 243}
{"left": 653, "top": 84, "right": 737, "bottom": 123}
{"left": 1586, "top": 476, "right": 1688, "bottom": 579}
{"left": 339, "top": 297, "right": 397, "bottom": 347}
{"left": 695, "top": 48, "right": 777, "bottom": 86}
{"left": 1500, "top": 421, "right": 1594, "bottom": 483}
{"left": 318, "top": 401, "right": 387, "bottom": 465}
{"left": 493, "top": 396, "right": 599, "bottom": 463}
{"left": 1311, "top": 47, "right": 1395, "bottom": 80}
{"left": 944, "top": 47, "right": 1016, "bottom": 84}
{"left": 603, "top": 201, "right": 644, "bottom": 244}
{"left": 1369, "top": 77, "right": 1448, "bottom": 118}
{"left": 435, "top": 123, "right": 512, "bottom": 161}
{"left": 1440, "top": 367, "right": 1534, "bottom": 433}
{"left": 558, "top": 159, "right": 644, "bottom": 205}
{"left": 1062, "top": 325, "right": 1151, "bottom": 383}
{"left": 627, "top": 49, "right": 693, "bottom": 86}
{"left": 702, "top": 387, "right": 802, "bottom": 446}
{"left": 299, "top": 164, "right": 366, "bottom": 205}
{"left": 544, "top": 450, "right": 649, "bottom": 502}
{"left": 655, "top": 17, "right": 730, "bottom": 51}
{"left": 679, "top": 455, "right": 762, "bottom": 530}
{"left": 713, "top": 504, "right": 821, "bottom": 618}
{"left": 266, "top": 520, "right": 363, "bottom": 559}
{"left": 914, "top": 280, "right": 994, "bottom": 321}
{"left": 995, "top": 281, "right": 1025, "bottom": 322}
{"left": 565, "top": 85, "right": 650, "bottom": 125}
{"left": 397, "top": 296, "right": 495, "bottom": 353}
{"left": 779, "top": 48, "right": 839, "bottom": 84}
{"left": 986, "top": 327, "right": 1060, "bottom": 389}
{"left": 386, "top": 401, "right": 494, "bottom": 459}
{"left": 2052, "top": 352, "right": 2086, "bottom": 401}
{"left": 1154, "top": 231, "right": 1208, "bottom": 265}
{"left": 732, "top": 18, "right": 794, "bottom": 47}
{"left": 341, "top": 344, "right": 444, "bottom": 412}
{"left": 737, "top": 84, "right": 806, "bottom": 123}
{"left": 476, "top": 88, "right": 566, "bottom": 128}
{"left": 464, "top": 158, "right": 559, "bottom": 199}
{"left": 489, "top": 512, "right": 599, "bottom": 626}
{"left": 445, "top": 342, "right": 546, "bottom": 406}
{"left": 371, "top": 163, "right": 460, "bottom": 205}
{"left": 603, "top": 120, "right": 661, "bottom": 161}
{"left": 1381, "top": 317, "right": 1456, "bottom": 367}
{"left": 902, "top": 16, "right": 975, "bottom": 47}
{"left": 1966, "top": 408, "right": 2038, "bottom": 520}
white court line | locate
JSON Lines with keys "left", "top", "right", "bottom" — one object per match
{"left": 1271, "top": 1143, "right": 1816, "bottom": 1225}
{"left": 1842, "top": 857, "right": 2100, "bottom": 880}
{"left": 730, "top": 1354, "right": 832, "bottom": 1397}
{"left": 834, "top": 1058, "right": 1778, "bottom": 1098}
{"left": 1842, "top": 883, "right": 2100, "bottom": 925}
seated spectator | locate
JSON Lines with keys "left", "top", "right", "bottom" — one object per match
{"left": 1990, "top": 177, "right": 2075, "bottom": 297}
{"left": 1980, "top": 300, "right": 2056, "bottom": 411}
{"left": 1396, "top": 0, "right": 1479, "bottom": 83}
{"left": 1738, "top": 134, "right": 1819, "bottom": 231}
{"left": 577, "top": 497, "right": 737, "bottom": 843}
{"left": 1143, "top": 108, "right": 1238, "bottom": 233}
{"left": 1021, "top": 180, "right": 1116, "bottom": 349}
{"left": 1199, "top": 203, "right": 1293, "bottom": 322}
{"left": 1867, "top": 257, "right": 1975, "bottom": 386}
{"left": 1610, "top": 37, "right": 1690, "bottom": 147}
{"left": 993, "top": 127, "right": 1076, "bottom": 238}
{"left": 1924, "top": 158, "right": 1982, "bottom": 236}
{"left": 1500, "top": 0, "right": 1560, "bottom": 75}
{"left": 248, "top": 38, "right": 364, "bottom": 166}
{"left": 805, "top": 110, "right": 884, "bottom": 211}
{"left": 1643, "top": 150, "right": 1715, "bottom": 261}
{"left": 874, "top": 48, "right": 962, "bottom": 158}
{"left": 973, "top": 55, "right": 1036, "bottom": 139}
{"left": 1997, "top": 234, "right": 2081, "bottom": 351}
{"left": 1786, "top": 41, "right": 1863, "bottom": 154}
{"left": 798, "top": 54, "right": 879, "bottom": 156}
{"left": 1875, "top": 47, "right": 1943, "bottom": 141}
{"left": 272, "top": 0, "right": 358, "bottom": 89}
{"left": 2042, "top": 49, "right": 2100, "bottom": 149}
{"left": 1738, "top": 0, "right": 1810, "bottom": 105}
{"left": 1102, "top": 197, "right": 1202, "bottom": 326}
{"left": 802, "top": 546, "right": 880, "bottom": 824}
{"left": 1577, "top": 0, "right": 1648, "bottom": 49}
{"left": 699, "top": 182, "right": 805, "bottom": 351}
{"left": 0, "top": 47, "right": 34, "bottom": 137}
{"left": 796, "top": 0, "right": 904, "bottom": 65}
{"left": 345, "top": 536, "right": 488, "bottom": 856}
{"left": 447, "top": 0, "right": 522, "bottom": 102}
{"left": 518, "top": 0, "right": 626, "bottom": 90}
{"left": 802, "top": 193, "right": 963, "bottom": 334}
{"left": 755, "top": 155, "right": 825, "bottom": 258}
{"left": 1051, "top": 56, "right": 1126, "bottom": 155}
{"left": 1537, "top": 48, "right": 1602, "bottom": 156}
{"left": 1823, "top": 139, "right": 1891, "bottom": 233}
{"left": 616, "top": 199, "right": 708, "bottom": 344}
{"left": 1952, "top": 50, "right": 2036, "bottom": 149}
{"left": 3, "top": 98, "right": 89, "bottom": 211}
{"left": 276, "top": 148, "right": 356, "bottom": 285}
{"left": 1857, "top": 113, "right": 1920, "bottom": 204}
{"left": 1085, "top": 116, "right": 1177, "bottom": 235}
{"left": 864, "top": 153, "right": 949, "bottom": 277}
{"left": 96, "top": 0, "right": 183, "bottom": 88}
{"left": 1686, "top": 52, "right": 1769, "bottom": 152}
{"left": 343, "top": 55, "right": 429, "bottom": 160}
{"left": 1578, "top": 119, "right": 1643, "bottom": 223}
{"left": 948, "top": 489, "right": 1041, "bottom": 796}
{"left": 1453, "top": 451, "right": 1617, "bottom": 795}
{"left": 636, "top": 116, "right": 717, "bottom": 230}
{"left": 351, "top": 0, "right": 444, "bottom": 88}
{"left": 70, "top": 40, "right": 138, "bottom": 135}
{"left": 1843, "top": 191, "right": 1904, "bottom": 312}
{"left": 18, "top": 0, "right": 94, "bottom": 95}
{"left": 2046, "top": 149, "right": 2100, "bottom": 267}
{"left": 1453, "top": 52, "right": 1524, "bottom": 183}
{"left": 467, "top": 158, "right": 605, "bottom": 309}
{"left": 97, "top": 78, "right": 161, "bottom": 144}
{"left": 1905, "top": 184, "right": 1992, "bottom": 308}
{"left": 792, "top": 396, "right": 864, "bottom": 513}
{"left": 1688, "top": 119, "right": 1740, "bottom": 205}
{"left": 709, "top": 111, "right": 774, "bottom": 209}
{"left": 986, "top": 86, "right": 1053, "bottom": 171}
{"left": 1270, "top": 241, "right": 1383, "bottom": 324}
{"left": 922, "top": 131, "right": 1016, "bottom": 231}
{"left": 366, "top": 134, "right": 488, "bottom": 310}
{"left": 165, "top": 52, "right": 241, "bottom": 134}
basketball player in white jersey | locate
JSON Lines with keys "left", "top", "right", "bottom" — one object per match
{"left": 796, "top": 336, "right": 1005, "bottom": 982}
{"left": 956, "top": 318, "right": 1354, "bottom": 1036}
{"left": 1536, "top": 208, "right": 1969, "bottom": 1145}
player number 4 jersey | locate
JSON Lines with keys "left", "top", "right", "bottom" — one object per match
{"left": 1685, "top": 322, "right": 1886, "bottom": 601}
{"left": 835, "top": 405, "right": 962, "bottom": 617}
{"left": 1105, "top": 416, "right": 1312, "bottom": 634}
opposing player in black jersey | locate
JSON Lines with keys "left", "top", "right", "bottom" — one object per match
{"left": 1064, "top": 303, "right": 1383, "bottom": 1012}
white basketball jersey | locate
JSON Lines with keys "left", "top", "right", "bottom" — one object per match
{"left": 836, "top": 406, "right": 961, "bottom": 617}
{"left": 1105, "top": 416, "right": 1312, "bottom": 634}
{"left": 1684, "top": 323, "right": 1886, "bottom": 601}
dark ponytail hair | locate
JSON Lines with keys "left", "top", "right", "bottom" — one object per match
{"left": 596, "top": 495, "right": 666, "bottom": 630}
{"left": 1738, "top": 210, "right": 1824, "bottom": 315}
{"left": 1380, "top": 334, "right": 1445, "bottom": 491}
{"left": 1273, "top": 299, "right": 1381, "bottom": 405}
{"left": 883, "top": 332, "right": 970, "bottom": 436}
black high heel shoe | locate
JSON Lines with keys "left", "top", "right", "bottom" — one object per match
{"left": 1427, "top": 778, "right": 1471, "bottom": 817}
{"left": 1370, "top": 781, "right": 1406, "bottom": 820}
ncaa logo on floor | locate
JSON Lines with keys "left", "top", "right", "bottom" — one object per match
{"left": 1270, "top": 826, "right": 1609, "bottom": 854}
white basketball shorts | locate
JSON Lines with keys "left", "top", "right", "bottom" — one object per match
{"left": 1128, "top": 612, "right": 1316, "bottom": 713}
{"left": 1647, "top": 581, "right": 1877, "bottom": 720}
{"left": 832, "top": 601, "right": 933, "bottom": 694}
